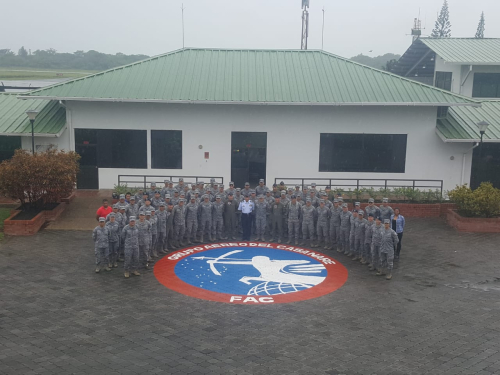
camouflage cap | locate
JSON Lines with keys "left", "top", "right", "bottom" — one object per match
{"left": 113, "top": 204, "right": 120, "bottom": 209}
{"left": 333, "top": 199, "right": 338, "bottom": 203}
{"left": 159, "top": 202, "right": 166, "bottom": 207}
{"left": 179, "top": 198, "right": 185, "bottom": 202}
{"left": 368, "top": 198, "right": 374, "bottom": 203}
{"left": 109, "top": 213, "right": 115, "bottom": 217}
{"left": 342, "top": 203, "right": 348, "bottom": 208}
{"left": 229, "top": 181, "right": 234, "bottom": 185}
{"left": 245, "top": 182, "right": 250, "bottom": 186}
{"left": 130, "top": 196, "right": 136, "bottom": 200}
{"left": 165, "top": 194, "right": 171, "bottom": 199}
{"left": 129, "top": 216, "right": 136, "bottom": 221}
{"left": 151, "top": 182, "right": 156, "bottom": 186}
{"left": 151, "top": 208, "right": 156, "bottom": 212}
{"left": 216, "top": 195, "right": 221, "bottom": 199}
{"left": 281, "top": 191, "right": 286, "bottom": 195}
{"left": 119, "top": 206, "right": 126, "bottom": 210}
{"left": 210, "top": 178, "right": 215, "bottom": 182}
{"left": 145, "top": 211, "right": 151, "bottom": 216}
{"left": 99, "top": 217, "right": 106, "bottom": 222}
{"left": 179, "top": 178, "right": 184, "bottom": 181}
{"left": 382, "top": 197, "right": 389, "bottom": 202}
{"left": 139, "top": 212, "right": 145, "bottom": 216}
{"left": 384, "top": 219, "right": 390, "bottom": 224}
{"left": 236, "top": 188, "right": 241, "bottom": 192}
{"left": 358, "top": 210, "right": 364, "bottom": 215}
{"left": 259, "top": 179, "right": 264, "bottom": 183}
{"left": 355, "top": 202, "right": 360, "bottom": 206}
{"left": 119, "top": 194, "right": 125, "bottom": 198}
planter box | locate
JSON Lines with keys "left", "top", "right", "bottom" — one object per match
{"left": 43, "top": 202, "right": 67, "bottom": 222}
{"left": 347, "top": 202, "right": 456, "bottom": 218}
{"left": 447, "top": 209, "right": 500, "bottom": 233}
{"left": 3, "top": 203, "right": 67, "bottom": 236}
{"left": 3, "top": 210, "right": 46, "bottom": 236}
{"left": 61, "top": 192, "right": 76, "bottom": 204}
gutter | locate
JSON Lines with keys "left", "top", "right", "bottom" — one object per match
{"left": 460, "top": 65, "right": 473, "bottom": 95}
{"left": 16, "top": 96, "right": 482, "bottom": 107}
{"left": 461, "top": 142, "right": 479, "bottom": 185}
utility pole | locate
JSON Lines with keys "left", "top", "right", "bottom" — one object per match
{"left": 321, "top": 7, "right": 325, "bottom": 50}
{"left": 301, "top": 0, "right": 310, "bottom": 50}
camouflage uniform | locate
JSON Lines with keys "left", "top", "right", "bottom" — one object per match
{"left": 339, "top": 210, "right": 352, "bottom": 254}
{"left": 329, "top": 205, "right": 342, "bottom": 251}
{"left": 136, "top": 219, "right": 151, "bottom": 268}
{"left": 106, "top": 219, "right": 120, "bottom": 265}
{"left": 354, "top": 216, "right": 367, "bottom": 259}
{"left": 173, "top": 204, "right": 187, "bottom": 246}
{"left": 185, "top": 201, "right": 199, "bottom": 243}
{"left": 212, "top": 200, "right": 225, "bottom": 240}
{"left": 364, "top": 219, "right": 375, "bottom": 263}
{"left": 148, "top": 213, "right": 158, "bottom": 257}
{"left": 300, "top": 204, "right": 316, "bottom": 246}
{"left": 92, "top": 225, "right": 109, "bottom": 269}
{"left": 156, "top": 208, "right": 167, "bottom": 253}
{"left": 254, "top": 200, "right": 268, "bottom": 240}
{"left": 151, "top": 197, "right": 163, "bottom": 210}
{"left": 370, "top": 223, "right": 383, "bottom": 270}
{"left": 121, "top": 223, "right": 139, "bottom": 273}
{"left": 199, "top": 200, "right": 213, "bottom": 242}
{"left": 223, "top": 198, "right": 238, "bottom": 239}
{"left": 379, "top": 227, "right": 399, "bottom": 274}
{"left": 316, "top": 205, "right": 330, "bottom": 248}
{"left": 379, "top": 204, "right": 394, "bottom": 221}
{"left": 269, "top": 201, "right": 285, "bottom": 242}
{"left": 255, "top": 184, "right": 267, "bottom": 197}
{"left": 166, "top": 207, "right": 175, "bottom": 249}
{"left": 364, "top": 204, "right": 380, "bottom": 219}
{"left": 286, "top": 201, "right": 301, "bottom": 244}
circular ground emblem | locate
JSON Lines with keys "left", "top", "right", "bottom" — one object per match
{"left": 154, "top": 242, "right": 348, "bottom": 304}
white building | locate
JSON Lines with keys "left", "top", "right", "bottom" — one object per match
{"left": 3, "top": 48, "right": 497, "bottom": 192}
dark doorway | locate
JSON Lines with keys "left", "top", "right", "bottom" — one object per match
{"left": 470, "top": 143, "right": 500, "bottom": 189}
{"left": 75, "top": 129, "right": 99, "bottom": 189}
{"left": 0, "top": 136, "right": 21, "bottom": 163}
{"left": 231, "top": 132, "right": 267, "bottom": 188}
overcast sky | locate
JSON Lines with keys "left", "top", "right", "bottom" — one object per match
{"left": 3, "top": 0, "right": 499, "bottom": 58}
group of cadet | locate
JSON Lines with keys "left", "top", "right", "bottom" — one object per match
{"left": 93, "top": 178, "right": 400, "bottom": 280}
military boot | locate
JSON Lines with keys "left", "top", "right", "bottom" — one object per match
{"left": 132, "top": 271, "right": 141, "bottom": 276}
{"left": 269, "top": 238, "right": 275, "bottom": 242}
{"left": 124, "top": 272, "right": 130, "bottom": 278}
{"left": 105, "top": 266, "right": 111, "bottom": 271}
{"left": 200, "top": 235, "right": 204, "bottom": 243}
{"left": 376, "top": 268, "right": 386, "bottom": 276}
{"left": 294, "top": 239, "right": 299, "bottom": 246}
{"left": 386, "top": 272, "right": 393, "bottom": 280}
{"left": 113, "top": 262, "right": 118, "bottom": 268}
{"left": 368, "top": 265, "right": 375, "bottom": 271}
{"left": 352, "top": 255, "right": 359, "bottom": 261}
{"left": 95, "top": 267, "right": 100, "bottom": 273}
{"left": 187, "top": 239, "right": 192, "bottom": 245}
{"left": 287, "top": 239, "right": 291, "bottom": 244}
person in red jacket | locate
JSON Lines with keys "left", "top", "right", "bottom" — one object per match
{"left": 96, "top": 199, "right": 113, "bottom": 222}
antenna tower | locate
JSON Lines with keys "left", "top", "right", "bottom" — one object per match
{"left": 301, "top": 0, "right": 310, "bottom": 50}
{"left": 411, "top": 12, "right": 422, "bottom": 42}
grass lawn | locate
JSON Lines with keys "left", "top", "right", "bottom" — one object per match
{"left": 0, "top": 68, "right": 96, "bottom": 80}
{"left": 0, "top": 207, "right": 12, "bottom": 241}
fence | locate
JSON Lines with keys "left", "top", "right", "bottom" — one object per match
{"left": 274, "top": 178, "right": 444, "bottom": 196}
{"left": 118, "top": 175, "right": 224, "bottom": 189}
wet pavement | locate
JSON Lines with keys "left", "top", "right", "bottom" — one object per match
{"left": 0, "top": 218, "right": 499, "bottom": 375}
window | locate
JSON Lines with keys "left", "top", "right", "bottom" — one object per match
{"left": 435, "top": 72, "right": 452, "bottom": 91}
{"left": 472, "top": 73, "right": 500, "bottom": 98}
{"left": 151, "top": 130, "right": 182, "bottom": 169}
{"left": 319, "top": 133, "right": 407, "bottom": 173}
{"left": 0, "top": 136, "right": 21, "bottom": 162}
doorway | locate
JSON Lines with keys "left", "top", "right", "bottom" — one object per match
{"left": 75, "top": 129, "right": 99, "bottom": 189}
{"left": 231, "top": 132, "right": 267, "bottom": 188}
{"left": 470, "top": 143, "right": 500, "bottom": 189}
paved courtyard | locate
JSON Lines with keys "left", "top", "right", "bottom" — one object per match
{"left": 1, "top": 218, "right": 500, "bottom": 375}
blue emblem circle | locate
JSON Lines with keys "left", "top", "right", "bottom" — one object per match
{"left": 174, "top": 246, "right": 328, "bottom": 296}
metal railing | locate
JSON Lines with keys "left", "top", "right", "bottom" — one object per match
{"left": 118, "top": 175, "right": 224, "bottom": 189}
{"left": 274, "top": 178, "right": 444, "bottom": 195}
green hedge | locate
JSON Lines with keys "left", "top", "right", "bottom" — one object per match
{"left": 448, "top": 182, "right": 500, "bottom": 218}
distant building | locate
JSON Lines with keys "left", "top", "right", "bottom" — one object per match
{"left": 1, "top": 48, "right": 494, "bottom": 192}
{"left": 393, "top": 38, "right": 500, "bottom": 188}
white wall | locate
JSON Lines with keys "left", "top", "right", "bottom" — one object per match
{"left": 66, "top": 101, "right": 474, "bottom": 192}
{"left": 20, "top": 126, "right": 70, "bottom": 152}
{"left": 434, "top": 56, "right": 500, "bottom": 97}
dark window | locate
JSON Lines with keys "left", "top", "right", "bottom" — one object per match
{"left": 435, "top": 72, "right": 452, "bottom": 91}
{"left": 472, "top": 73, "right": 500, "bottom": 98}
{"left": 437, "top": 106, "right": 449, "bottom": 119}
{"left": 0, "top": 136, "right": 21, "bottom": 162}
{"left": 151, "top": 130, "right": 182, "bottom": 169}
{"left": 319, "top": 133, "right": 407, "bottom": 173}
{"left": 75, "top": 129, "right": 147, "bottom": 169}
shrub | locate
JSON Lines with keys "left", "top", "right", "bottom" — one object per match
{"left": 0, "top": 148, "right": 80, "bottom": 210}
{"left": 113, "top": 184, "right": 141, "bottom": 196}
{"left": 448, "top": 183, "right": 500, "bottom": 218}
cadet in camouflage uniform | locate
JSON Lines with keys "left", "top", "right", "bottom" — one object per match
{"left": 255, "top": 179, "right": 267, "bottom": 196}
{"left": 265, "top": 191, "right": 275, "bottom": 236}
{"left": 223, "top": 193, "right": 238, "bottom": 240}
{"left": 151, "top": 191, "right": 163, "bottom": 210}
{"left": 379, "top": 198, "right": 394, "bottom": 221}
{"left": 106, "top": 204, "right": 120, "bottom": 222}
{"left": 293, "top": 185, "right": 302, "bottom": 199}
{"left": 309, "top": 191, "right": 319, "bottom": 208}
{"left": 138, "top": 199, "right": 153, "bottom": 215}
{"left": 106, "top": 213, "right": 120, "bottom": 268}
{"left": 377, "top": 219, "right": 399, "bottom": 280}
{"left": 286, "top": 195, "right": 301, "bottom": 245}
{"left": 212, "top": 196, "right": 225, "bottom": 240}
{"left": 126, "top": 196, "right": 139, "bottom": 222}
{"left": 370, "top": 217, "right": 383, "bottom": 272}
{"left": 349, "top": 210, "right": 358, "bottom": 256}
{"left": 316, "top": 200, "right": 330, "bottom": 249}
{"left": 166, "top": 203, "right": 175, "bottom": 249}
{"left": 160, "top": 180, "right": 170, "bottom": 198}
{"left": 174, "top": 177, "right": 185, "bottom": 192}
{"left": 93, "top": 217, "right": 110, "bottom": 273}
{"left": 171, "top": 191, "right": 180, "bottom": 207}
{"left": 121, "top": 216, "right": 140, "bottom": 278}
{"left": 156, "top": 203, "right": 168, "bottom": 254}
{"left": 148, "top": 209, "right": 158, "bottom": 258}
{"left": 269, "top": 197, "right": 285, "bottom": 243}
{"left": 136, "top": 213, "right": 152, "bottom": 270}
{"left": 134, "top": 189, "right": 144, "bottom": 202}
{"left": 320, "top": 193, "right": 333, "bottom": 210}
{"left": 225, "top": 182, "right": 236, "bottom": 196}
{"left": 254, "top": 196, "right": 268, "bottom": 241}
{"left": 364, "top": 198, "right": 380, "bottom": 218}
{"left": 339, "top": 204, "right": 352, "bottom": 255}
{"left": 353, "top": 210, "right": 367, "bottom": 261}
{"left": 173, "top": 199, "right": 187, "bottom": 247}
{"left": 300, "top": 199, "right": 317, "bottom": 247}
{"left": 199, "top": 195, "right": 214, "bottom": 242}
{"left": 329, "top": 199, "right": 342, "bottom": 251}
{"left": 146, "top": 183, "right": 157, "bottom": 200}
{"left": 234, "top": 188, "right": 243, "bottom": 234}
{"left": 363, "top": 213, "right": 375, "bottom": 266}
{"left": 185, "top": 197, "right": 199, "bottom": 244}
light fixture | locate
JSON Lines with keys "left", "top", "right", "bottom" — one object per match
{"left": 26, "top": 110, "right": 39, "bottom": 121}
{"left": 476, "top": 120, "right": 489, "bottom": 134}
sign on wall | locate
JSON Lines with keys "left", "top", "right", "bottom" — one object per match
{"left": 154, "top": 242, "right": 348, "bottom": 304}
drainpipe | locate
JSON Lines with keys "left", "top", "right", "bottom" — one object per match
{"left": 461, "top": 142, "right": 479, "bottom": 185}
{"left": 460, "top": 65, "right": 472, "bottom": 95}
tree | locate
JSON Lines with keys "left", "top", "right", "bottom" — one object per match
{"left": 18, "top": 46, "right": 28, "bottom": 57}
{"left": 383, "top": 59, "right": 398, "bottom": 72}
{"left": 431, "top": 0, "right": 451, "bottom": 38}
{"left": 475, "top": 11, "right": 485, "bottom": 38}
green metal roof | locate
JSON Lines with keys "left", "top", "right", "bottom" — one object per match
{"left": 420, "top": 38, "right": 500, "bottom": 65}
{"left": 0, "top": 93, "right": 66, "bottom": 136}
{"left": 437, "top": 100, "right": 500, "bottom": 142}
{"left": 21, "top": 48, "right": 477, "bottom": 107}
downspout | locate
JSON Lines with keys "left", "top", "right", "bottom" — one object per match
{"left": 461, "top": 142, "right": 479, "bottom": 185}
{"left": 59, "top": 100, "right": 74, "bottom": 151}
{"left": 460, "top": 65, "right": 472, "bottom": 95}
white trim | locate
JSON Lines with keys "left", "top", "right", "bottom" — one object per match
{"left": 17, "top": 95, "right": 481, "bottom": 107}
{"left": 0, "top": 127, "right": 66, "bottom": 138}
{"left": 435, "top": 128, "right": 500, "bottom": 143}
